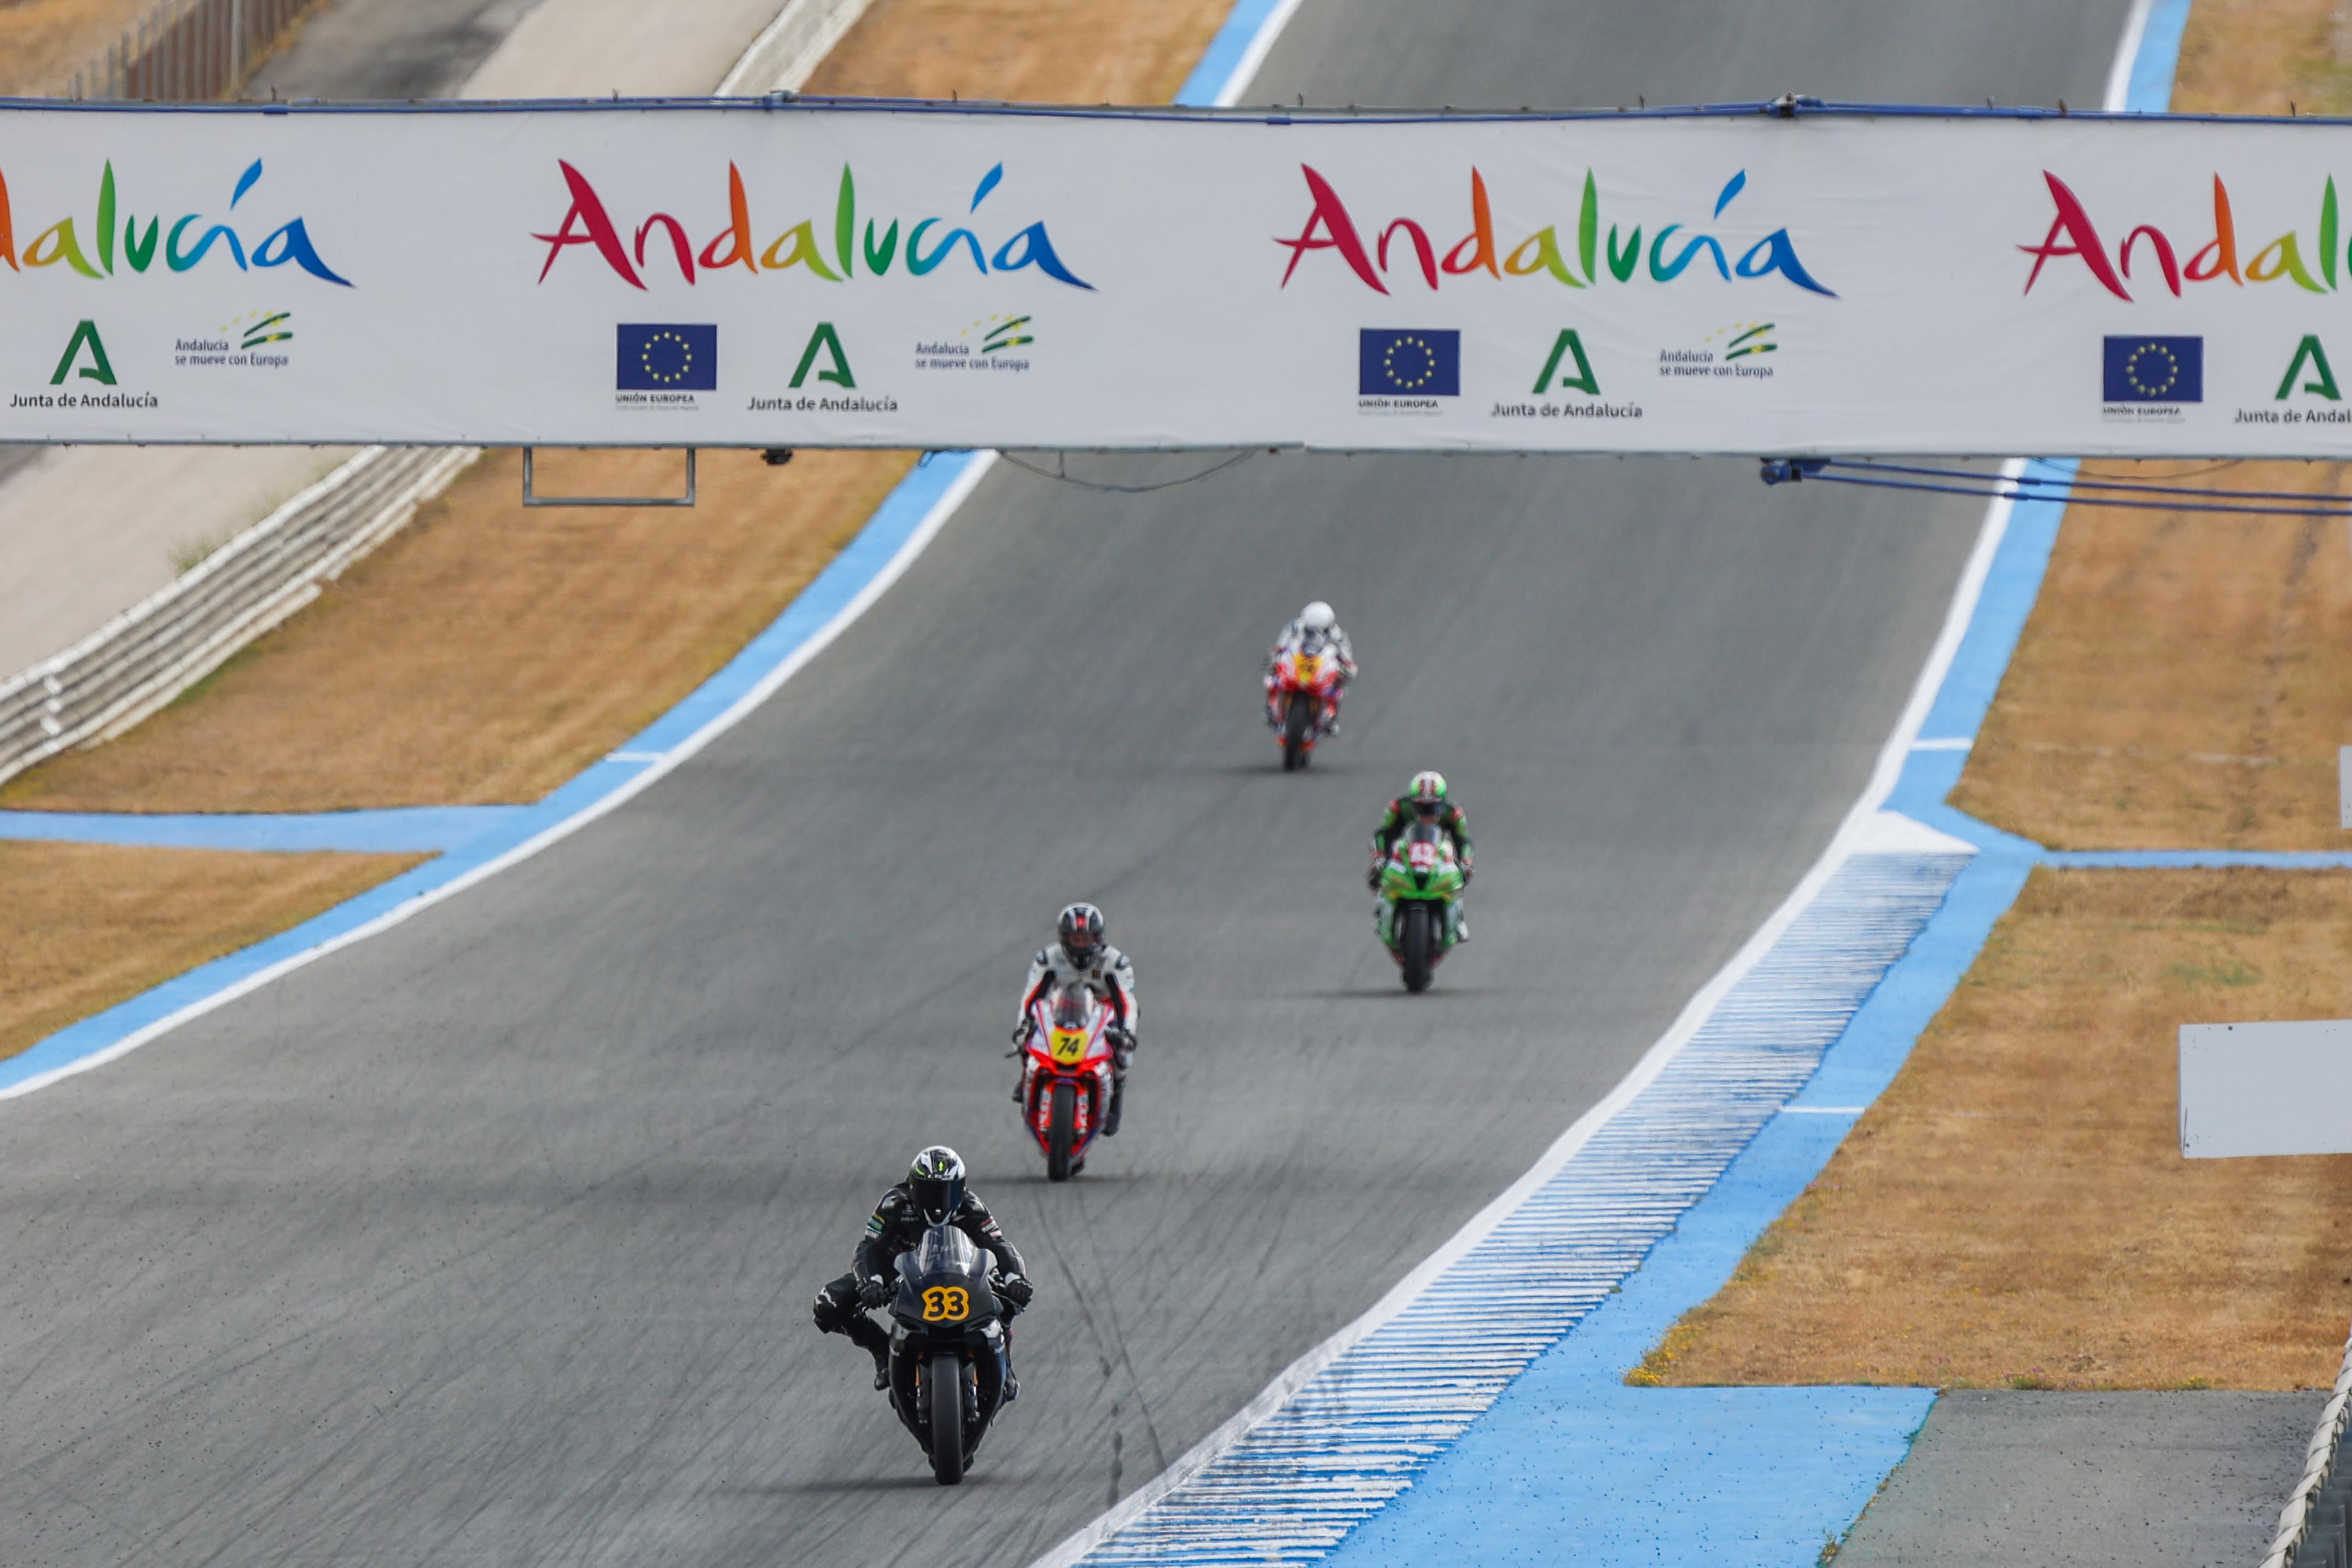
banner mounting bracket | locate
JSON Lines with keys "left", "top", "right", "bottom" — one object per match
{"left": 521, "top": 448, "right": 697, "bottom": 508}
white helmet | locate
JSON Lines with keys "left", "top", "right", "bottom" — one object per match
{"left": 1300, "top": 601, "right": 1336, "bottom": 632}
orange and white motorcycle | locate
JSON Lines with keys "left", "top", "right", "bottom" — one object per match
{"left": 1265, "top": 639, "right": 1347, "bottom": 771}
{"left": 1014, "top": 983, "right": 1119, "bottom": 1181}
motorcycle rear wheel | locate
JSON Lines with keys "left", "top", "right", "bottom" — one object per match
{"left": 928, "top": 1350, "right": 965, "bottom": 1485}
{"left": 1046, "top": 1081, "right": 1078, "bottom": 1181}
{"left": 1401, "top": 902, "right": 1434, "bottom": 993}
{"left": 1282, "top": 695, "right": 1313, "bottom": 771}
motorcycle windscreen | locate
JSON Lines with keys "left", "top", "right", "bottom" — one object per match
{"left": 1051, "top": 985, "right": 1095, "bottom": 1031}
{"left": 910, "top": 1222, "right": 985, "bottom": 1280}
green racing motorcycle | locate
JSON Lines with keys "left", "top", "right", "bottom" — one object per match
{"left": 1376, "top": 819, "right": 1466, "bottom": 993}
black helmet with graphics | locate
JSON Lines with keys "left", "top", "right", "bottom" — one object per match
{"left": 907, "top": 1145, "right": 967, "bottom": 1225}
{"left": 1057, "top": 902, "right": 1107, "bottom": 967}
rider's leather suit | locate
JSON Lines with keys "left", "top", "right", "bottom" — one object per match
{"left": 1017, "top": 942, "right": 1138, "bottom": 1035}
{"left": 1263, "top": 619, "right": 1359, "bottom": 732}
{"left": 1014, "top": 942, "right": 1139, "bottom": 1127}
{"left": 811, "top": 1182, "right": 1029, "bottom": 1368}
{"left": 1367, "top": 796, "right": 1475, "bottom": 939}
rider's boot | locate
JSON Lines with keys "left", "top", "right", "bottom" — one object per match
{"left": 1102, "top": 1076, "right": 1125, "bottom": 1138}
{"left": 870, "top": 1345, "right": 892, "bottom": 1391}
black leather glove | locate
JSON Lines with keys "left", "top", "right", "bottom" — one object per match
{"left": 997, "top": 1273, "right": 1034, "bottom": 1312}
{"left": 1011, "top": 1019, "right": 1034, "bottom": 1048}
{"left": 857, "top": 1274, "right": 890, "bottom": 1309}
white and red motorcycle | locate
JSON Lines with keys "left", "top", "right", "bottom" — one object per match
{"left": 1014, "top": 983, "right": 1118, "bottom": 1181}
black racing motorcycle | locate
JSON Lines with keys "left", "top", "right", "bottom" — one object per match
{"left": 886, "top": 1221, "right": 1015, "bottom": 1484}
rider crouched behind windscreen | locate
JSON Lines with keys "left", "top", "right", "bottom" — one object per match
{"left": 1264, "top": 599, "right": 1358, "bottom": 736}
{"left": 812, "top": 1146, "right": 1035, "bottom": 1392}
{"left": 1011, "top": 902, "right": 1139, "bottom": 1135}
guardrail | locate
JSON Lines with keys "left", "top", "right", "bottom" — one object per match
{"left": 0, "top": 447, "right": 475, "bottom": 793}
{"left": 63, "top": 0, "right": 316, "bottom": 101}
{"left": 2, "top": 0, "right": 852, "bottom": 795}
{"left": 2261, "top": 1319, "right": 2352, "bottom": 1568}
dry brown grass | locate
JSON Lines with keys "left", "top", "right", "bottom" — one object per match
{"left": 804, "top": 0, "right": 1233, "bottom": 103}
{"left": 1951, "top": 464, "right": 2352, "bottom": 850}
{"left": 2, "top": 449, "right": 913, "bottom": 811}
{"left": 0, "top": 0, "right": 1238, "bottom": 1057}
{"left": 2173, "top": 0, "right": 2352, "bottom": 116}
{"left": 1637, "top": 868, "right": 2352, "bottom": 1392}
{"left": 0, "top": 0, "right": 154, "bottom": 96}
{"left": 1952, "top": 0, "right": 2352, "bottom": 850}
{"left": 0, "top": 840, "right": 421, "bottom": 1062}
{"left": 3, "top": 0, "right": 1234, "bottom": 815}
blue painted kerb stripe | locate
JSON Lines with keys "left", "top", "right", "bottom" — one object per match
{"left": 2133, "top": 0, "right": 2193, "bottom": 114}
{"left": 4, "top": 0, "right": 1280, "bottom": 1083}
{"left": 1174, "top": 0, "right": 1288, "bottom": 106}
{"left": 0, "top": 450, "right": 980, "bottom": 1094}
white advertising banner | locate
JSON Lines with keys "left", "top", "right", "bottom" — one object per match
{"left": 7, "top": 101, "right": 2352, "bottom": 454}
{"left": 2180, "top": 1020, "right": 2352, "bottom": 1158}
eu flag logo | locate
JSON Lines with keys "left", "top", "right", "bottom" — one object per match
{"left": 2103, "top": 336, "right": 2202, "bottom": 403}
{"left": 1360, "top": 329, "right": 1460, "bottom": 397}
{"left": 618, "top": 324, "right": 717, "bottom": 390}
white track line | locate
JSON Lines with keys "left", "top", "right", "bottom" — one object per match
{"left": 1026, "top": 473, "right": 2024, "bottom": 1565}
{"left": 2103, "top": 0, "right": 2158, "bottom": 113}
{"left": 1211, "top": 0, "right": 1311, "bottom": 107}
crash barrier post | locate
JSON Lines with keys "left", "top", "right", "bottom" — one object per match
{"left": 2260, "top": 1319, "right": 2352, "bottom": 1568}
{"left": 0, "top": 447, "right": 474, "bottom": 791}
{"left": 63, "top": 0, "right": 316, "bottom": 102}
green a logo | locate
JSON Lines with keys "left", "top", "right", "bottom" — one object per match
{"left": 789, "top": 322, "right": 854, "bottom": 389}
{"left": 1532, "top": 329, "right": 1600, "bottom": 395}
{"left": 50, "top": 320, "right": 117, "bottom": 387}
{"left": 2277, "top": 335, "right": 2342, "bottom": 400}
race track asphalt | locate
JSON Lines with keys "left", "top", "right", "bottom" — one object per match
{"left": 1838, "top": 1392, "right": 2319, "bottom": 1567}
{"left": 0, "top": 4, "right": 2144, "bottom": 1565}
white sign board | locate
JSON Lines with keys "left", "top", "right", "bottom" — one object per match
{"left": 13, "top": 101, "right": 2352, "bottom": 452}
{"left": 2179, "top": 1020, "right": 2352, "bottom": 1158}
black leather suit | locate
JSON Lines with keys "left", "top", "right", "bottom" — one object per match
{"left": 811, "top": 1182, "right": 1029, "bottom": 1365}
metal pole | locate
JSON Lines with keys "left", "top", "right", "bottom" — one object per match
{"left": 230, "top": 0, "right": 243, "bottom": 89}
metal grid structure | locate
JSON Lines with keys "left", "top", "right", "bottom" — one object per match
{"left": 62, "top": 0, "right": 316, "bottom": 102}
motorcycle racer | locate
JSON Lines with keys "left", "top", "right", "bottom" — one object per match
{"left": 1012, "top": 903, "right": 1139, "bottom": 1137}
{"left": 812, "top": 1146, "right": 1034, "bottom": 1392}
{"left": 1264, "top": 600, "right": 1358, "bottom": 735}
{"left": 1369, "top": 771, "right": 1474, "bottom": 941}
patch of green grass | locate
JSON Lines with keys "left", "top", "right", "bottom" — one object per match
{"left": 2169, "top": 958, "right": 2262, "bottom": 988}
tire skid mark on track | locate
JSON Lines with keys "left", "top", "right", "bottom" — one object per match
{"left": 1058, "top": 854, "right": 1971, "bottom": 1565}
{"left": 1022, "top": 472, "right": 2024, "bottom": 1565}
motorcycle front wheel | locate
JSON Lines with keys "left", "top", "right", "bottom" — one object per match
{"left": 1401, "top": 902, "right": 1434, "bottom": 993}
{"left": 1046, "top": 1081, "right": 1078, "bottom": 1181}
{"left": 928, "top": 1350, "right": 965, "bottom": 1485}
{"left": 1282, "top": 694, "right": 1313, "bottom": 770}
